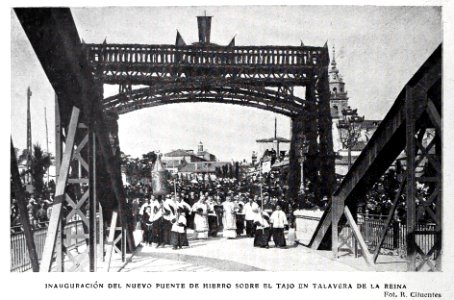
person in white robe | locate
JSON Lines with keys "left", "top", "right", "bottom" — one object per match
{"left": 192, "top": 196, "right": 209, "bottom": 239}
{"left": 206, "top": 196, "right": 219, "bottom": 236}
{"left": 222, "top": 196, "right": 237, "bottom": 239}
{"left": 176, "top": 195, "right": 192, "bottom": 215}
{"left": 160, "top": 195, "right": 178, "bottom": 247}
{"left": 171, "top": 207, "right": 188, "bottom": 249}
{"left": 244, "top": 198, "right": 259, "bottom": 237}
{"left": 269, "top": 205, "right": 288, "bottom": 248}
{"left": 253, "top": 209, "right": 270, "bottom": 248}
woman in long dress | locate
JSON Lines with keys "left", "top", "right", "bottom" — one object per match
{"left": 222, "top": 196, "right": 237, "bottom": 239}
{"left": 192, "top": 197, "right": 209, "bottom": 239}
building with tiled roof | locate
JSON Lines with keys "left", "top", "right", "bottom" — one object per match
{"left": 161, "top": 142, "right": 217, "bottom": 173}
{"left": 162, "top": 148, "right": 206, "bottom": 173}
{"left": 178, "top": 161, "right": 231, "bottom": 174}
{"left": 195, "top": 141, "right": 216, "bottom": 161}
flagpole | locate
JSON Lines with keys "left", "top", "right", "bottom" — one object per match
{"left": 44, "top": 107, "right": 49, "bottom": 185}
{"left": 174, "top": 177, "right": 177, "bottom": 200}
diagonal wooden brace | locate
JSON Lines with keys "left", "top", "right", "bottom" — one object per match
{"left": 344, "top": 206, "right": 374, "bottom": 266}
{"left": 40, "top": 107, "right": 80, "bottom": 272}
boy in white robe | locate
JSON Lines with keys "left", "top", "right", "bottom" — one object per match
{"left": 269, "top": 205, "right": 288, "bottom": 248}
{"left": 171, "top": 208, "right": 188, "bottom": 249}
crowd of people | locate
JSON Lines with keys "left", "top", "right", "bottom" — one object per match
{"left": 12, "top": 163, "right": 433, "bottom": 246}
{"left": 10, "top": 195, "right": 53, "bottom": 232}
{"left": 133, "top": 189, "right": 291, "bottom": 250}
{"left": 125, "top": 169, "right": 296, "bottom": 249}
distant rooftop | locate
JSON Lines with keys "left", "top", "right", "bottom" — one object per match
{"left": 163, "top": 149, "right": 193, "bottom": 157}
{"left": 256, "top": 136, "right": 290, "bottom": 143}
{"left": 179, "top": 161, "right": 230, "bottom": 173}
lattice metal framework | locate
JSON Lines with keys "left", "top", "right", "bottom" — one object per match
{"left": 309, "top": 45, "right": 441, "bottom": 272}
{"left": 85, "top": 32, "right": 336, "bottom": 200}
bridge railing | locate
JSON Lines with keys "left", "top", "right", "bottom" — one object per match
{"left": 86, "top": 44, "right": 325, "bottom": 68}
{"left": 10, "top": 220, "right": 86, "bottom": 272}
{"left": 359, "top": 214, "right": 439, "bottom": 259}
{"left": 298, "top": 212, "right": 438, "bottom": 258}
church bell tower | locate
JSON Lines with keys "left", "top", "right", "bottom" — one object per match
{"left": 329, "top": 45, "right": 349, "bottom": 120}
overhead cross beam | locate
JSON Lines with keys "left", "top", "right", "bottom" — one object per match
{"left": 102, "top": 83, "right": 308, "bottom": 117}
{"left": 85, "top": 43, "right": 326, "bottom": 86}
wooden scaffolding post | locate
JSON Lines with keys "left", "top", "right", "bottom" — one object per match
{"left": 331, "top": 195, "right": 341, "bottom": 259}
{"left": 40, "top": 107, "right": 80, "bottom": 272}
{"left": 88, "top": 128, "right": 97, "bottom": 271}
{"left": 122, "top": 227, "right": 127, "bottom": 262}
{"left": 11, "top": 140, "right": 40, "bottom": 272}
{"left": 98, "top": 202, "right": 105, "bottom": 262}
{"left": 405, "top": 85, "right": 417, "bottom": 271}
{"left": 54, "top": 95, "right": 64, "bottom": 271}
{"left": 344, "top": 206, "right": 373, "bottom": 266}
{"left": 106, "top": 210, "right": 118, "bottom": 272}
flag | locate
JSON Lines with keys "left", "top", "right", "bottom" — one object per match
{"left": 228, "top": 36, "right": 235, "bottom": 47}
{"left": 197, "top": 16, "right": 212, "bottom": 44}
{"left": 151, "top": 156, "right": 171, "bottom": 196}
{"left": 176, "top": 30, "right": 186, "bottom": 47}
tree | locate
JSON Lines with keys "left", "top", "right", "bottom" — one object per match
{"left": 120, "top": 151, "right": 158, "bottom": 185}
{"left": 30, "top": 144, "right": 52, "bottom": 198}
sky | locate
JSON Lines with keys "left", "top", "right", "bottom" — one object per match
{"left": 10, "top": 6, "right": 442, "bottom": 161}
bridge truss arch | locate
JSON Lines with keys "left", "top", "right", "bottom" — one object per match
{"left": 102, "top": 82, "right": 309, "bottom": 117}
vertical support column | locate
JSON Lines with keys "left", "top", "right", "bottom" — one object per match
{"left": 106, "top": 210, "right": 118, "bottom": 272}
{"left": 102, "top": 110, "right": 135, "bottom": 251}
{"left": 316, "top": 62, "right": 335, "bottom": 200}
{"left": 331, "top": 195, "right": 342, "bottom": 259}
{"left": 304, "top": 80, "right": 320, "bottom": 202}
{"left": 54, "top": 95, "right": 64, "bottom": 272}
{"left": 435, "top": 130, "right": 442, "bottom": 270}
{"left": 98, "top": 202, "right": 105, "bottom": 262}
{"left": 287, "top": 115, "right": 303, "bottom": 203}
{"left": 88, "top": 128, "right": 97, "bottom": 272}
{"left": 405, "top": 85, "right": 417, "bottom": 271}
{"left": 40, "top": 107, "right": 80, "bottom": 272}
{"left": 121, "top": 227, "right": 127, "bottom": 262}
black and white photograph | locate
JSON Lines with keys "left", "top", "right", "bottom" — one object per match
{"left": 5, "top": 1, "right": 454, "bottom": 298}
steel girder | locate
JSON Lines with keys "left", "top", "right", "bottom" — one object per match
{"left": 84, "top": 29, "right": 334, "bottom": 203}
{"left": 85, "top": 43, "right": 325, "bottom": 86}
{"left": 14, "top": 8, "right": 135, "bottom": 271}
{"left": 309, "top": 45, "right": 442, "bottom": 272}
{"left": 102, "top": 83, "right": 308, "bottom": 117}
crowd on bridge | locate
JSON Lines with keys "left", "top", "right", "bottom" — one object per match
{"left": 128, "top": 171, "right": 294, "bottom": 249}
{"left": 134, "top": 191, "right": 290, "bottom": 250}
{"left": 10, "top": 195, "right": 53, "bottom": 232}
